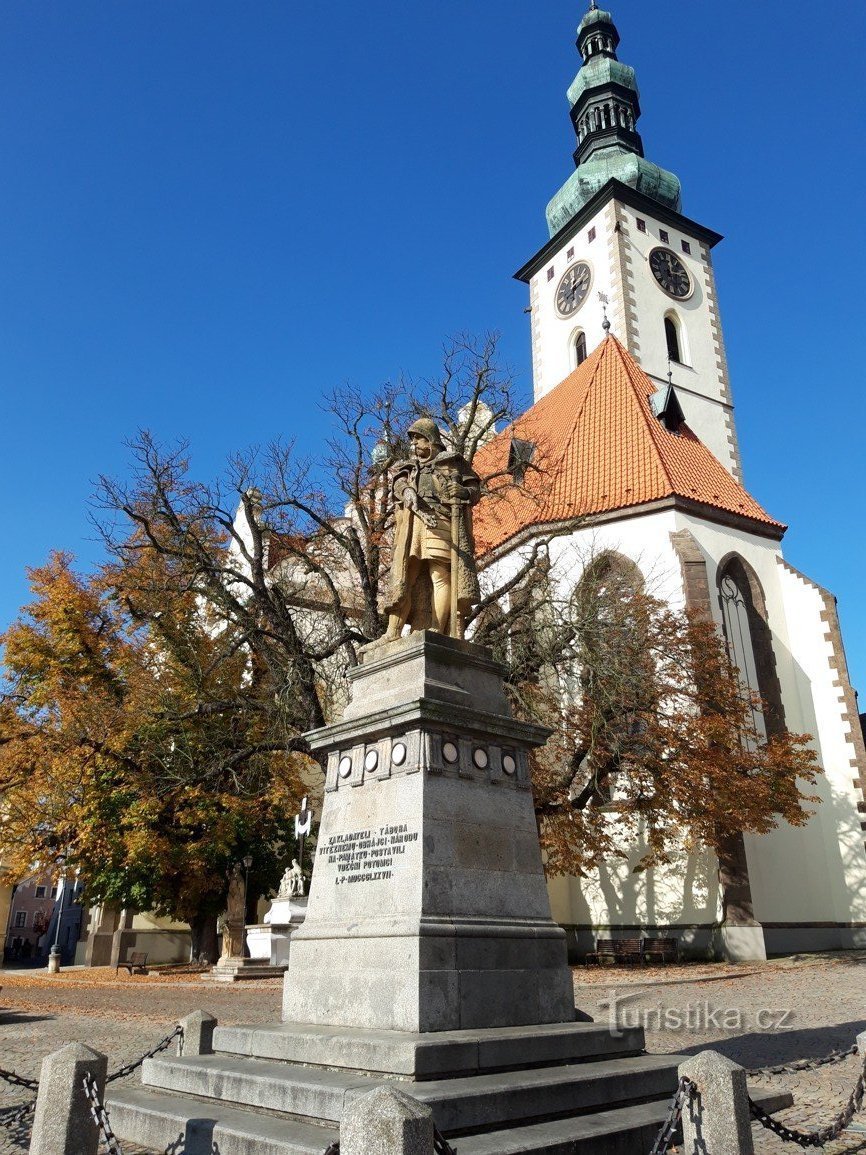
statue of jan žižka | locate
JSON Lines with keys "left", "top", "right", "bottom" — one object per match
{"left": 384, "top": 418, "right": 480, "bottom": 640}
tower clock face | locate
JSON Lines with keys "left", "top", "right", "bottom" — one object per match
{"left": 649, "top": 247, "right": 692, "bottom": 299}
{"left": 555, "top": 261, "right": 592, "bottom": 317}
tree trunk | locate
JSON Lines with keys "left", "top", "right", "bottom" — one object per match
{"left": 189, "top": 911, "right": 219, "bottom": 963}
{"left": 716, "top": 831, "right": 757, "bottom": 925}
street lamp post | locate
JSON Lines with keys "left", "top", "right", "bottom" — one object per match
{"left": 242, "top": 854, "right": 253, "bottom": 959}
{"left": 47, "top": 855, "right": 67, "bottom": 974}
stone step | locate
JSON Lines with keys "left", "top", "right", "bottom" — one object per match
{"left": 213, "top": 1019, "right": 646, "bottom": 1079}
{"left": 108, "top": 1076, "right": 792, "bottom": 1155}
{"left": 141, "top": 1051, "right": 681, "bottom": 1133}
{"left": 447, "top": 1085, "right": 793, "bottom": 1155}
{"left": 106, "top": 1086, "right": 337, "bottom": 1155}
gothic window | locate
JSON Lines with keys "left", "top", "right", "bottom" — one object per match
{"left": 573, "top": 331, "right": 588, "bottom": 367}
{"left": 664, "top": 315, "right": 682, "bottom": 364}
{"left": 717, "top": 556, "right": 785, "bottom": 739}
{"left": 573, "top": 553, "right": 646, "bottom": 803}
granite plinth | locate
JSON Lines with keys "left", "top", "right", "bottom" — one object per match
{"left": 283, "top": 631, "right": 575, "bottom": 1034}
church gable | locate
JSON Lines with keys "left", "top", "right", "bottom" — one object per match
{"left": 474, "top": 335, "right": 782, "bottom": 556}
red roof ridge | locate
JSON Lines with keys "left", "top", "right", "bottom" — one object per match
{"left": 472, "top": 334, "right": 784, "bottom": 556}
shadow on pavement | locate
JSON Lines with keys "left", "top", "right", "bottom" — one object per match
{"left": 676, "top": 1019, "right": 866, "bottom": 1066}
{"left": 0, "top": 1011, "right": 56, "bottom": 1025}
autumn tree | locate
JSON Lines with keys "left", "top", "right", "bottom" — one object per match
{"left": 524, "top": 552, "right": 820, "bottom": 919}
{"left": 0, "top": 552, "right": 305, "bottom": 959}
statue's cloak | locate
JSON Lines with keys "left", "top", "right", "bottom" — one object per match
{"left": 384, "top": 450, "right": 480, "bottom": 629}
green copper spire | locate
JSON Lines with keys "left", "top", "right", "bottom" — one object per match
{"left": 545, "top": 5, "right": 682, "bottom": 237}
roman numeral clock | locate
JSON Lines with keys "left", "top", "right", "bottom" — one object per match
{"left": 555, "top": 261, "right": 592, "bottom": 317}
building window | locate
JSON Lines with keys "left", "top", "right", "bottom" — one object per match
{"left": 659, "top": 229, "right": 669, "bottom": 243}
{"left": 681, "top": 240, "right": 691, "bottom": 255}
{"left": 587, "top": 227, "right": 596, "bottom": 243}
{"left": 14, "top": 912, "right": 27, "bottom": 929}
{"left": 664, "top": 316, "right": 682, "bottom": 363}
{"left": 547, "top": 266, "right": 555, "bottom": 282}
{"left": 636, "top": 218, "right": 646, "bottom": 233}
{"left": 574, "top": 331, "right": 588, "bottom": 367}
{"left": 717, "top": 556, "right": 786, "bottom": 737}
{"left": 567, "top": 246, "right": 574, "bottom": 260}
{"left": 35, "top": 886, "right": 46, "bottom": 898}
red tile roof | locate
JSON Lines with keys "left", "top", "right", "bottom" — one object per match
{"left": 473, "top": 335, "right": 784, "bottom": 556}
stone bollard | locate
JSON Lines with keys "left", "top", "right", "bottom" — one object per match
{"left": 341, "top": 1085, "right": 435, "bottom": 1155}
{"left": 29, "top": 1042, "right": 107, "bottom": 1155}
{"left": 177, "top": 1010, "right": 217, "bottom": 1055}
{"left": 679, "top": 1049, "right": 755, "bottom": 1155}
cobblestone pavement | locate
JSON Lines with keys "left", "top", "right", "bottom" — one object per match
{"left": 576, "top": 950, "right": 866, "bottom": 1152}
{"left": 1, "top": 953, "right": 864, "bottom": 1153}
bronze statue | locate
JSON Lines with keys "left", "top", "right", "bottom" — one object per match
{"left": 384, "top": 418, "right": 480, "bottom": 639}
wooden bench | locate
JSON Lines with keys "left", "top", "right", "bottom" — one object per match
{"left": 641, "top": 937, "right": 679, "bottom": 965}
{"left": 115, "top": 951, "right": 149, "bottom": 975}
{"left": 586, "top": 937, "right": 643, "bottom": 965}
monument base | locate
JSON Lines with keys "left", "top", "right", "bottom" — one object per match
{"left": 283, "top": 632, "right": 575, "bottom": 1033}
{"left": 209, "top": 957, "right": 287, "bottom": 983}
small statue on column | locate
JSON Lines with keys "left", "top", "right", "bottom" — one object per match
{"left": 220, "top": 863, "right": 246, "bottom": 960}
{"left": 384, "top": 418, "right": 481, "bottom": 640}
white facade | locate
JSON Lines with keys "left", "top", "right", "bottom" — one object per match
{"left": 483, "top": 500, "right": 866, "bottom": 958}
{"left": 526, "top": 196, "right": 741, "bottom": 480}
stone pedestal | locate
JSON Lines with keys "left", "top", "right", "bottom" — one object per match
{"left": 209, "top": 957, "right": 288, "bottom": 982}
{"left": 267, "top": 896, "right": 308, "bottom": 967}
{"left": 283, "top": 632, "right": 575, "bottom": 1039}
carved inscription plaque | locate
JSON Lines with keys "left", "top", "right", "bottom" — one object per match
{"left": 320, "top": 823, "right": 420, "bottom": 886}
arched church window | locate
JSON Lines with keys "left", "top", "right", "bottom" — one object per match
{"left": 664, "top": 315, "right": 682, "bottom": 364}
{"left": 573, "top": 330, "right": 588, "bottom": 368}
{"left": 573, "top": 553, "right": 646, "bottom": 803}
{"left": 716, "top": 556, "right": 785, "bottom": 739}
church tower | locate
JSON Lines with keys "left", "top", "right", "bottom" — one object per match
{"left": 517, "top": 4, "right": 741, "bottom": 480}
{"left": 473, "top": 3, "right": 866, "bottom": 962}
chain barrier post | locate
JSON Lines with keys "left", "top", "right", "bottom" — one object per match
{"left": 680, "top": 1050, "right": 755, "bottom": 1155}
{"left": 28, "top": 1042, "right": 107, "bottom": 1155}
{"left": 176, "top": 1010, "right": 215, "bottom": 1056}
{"left": 341, "top": 1085, "right": 435, "bottom": 1155}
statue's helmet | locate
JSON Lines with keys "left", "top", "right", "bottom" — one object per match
{"left": 407, "top": 417, "right": 444, "bottom": 447}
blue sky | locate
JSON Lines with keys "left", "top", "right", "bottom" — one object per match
{"left": 2, "top": 2, "right": 865, "bottom": 696}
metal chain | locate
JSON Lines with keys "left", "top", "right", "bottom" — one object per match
{"left": 82, "top": 1071, "right": 124, "bottom": 1155}
{"left": 0, "top": 1067, "right": 39, "bottom": 1092}
{"left": 748, "top": 1044, "right": 857, "bottom": 1079}
{"left": 649, "top": 1075, "right": 695, "bottom": 1155}
{"left": 433, "top": 1124, "right": 458, "bottom": 1154}
{"left": 748, "top": 1047, "right": 866, "bottom": 1148}
{"left": 0, "top": 1097, "right": 36, "bottom": 1132}
{"left": 106, "top": 1024, "right": 184, "bottom": 1083}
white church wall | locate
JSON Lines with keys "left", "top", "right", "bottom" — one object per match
{"left": 487, "top": 511, "right": 721, "bottom": 946}
{"left": 528, "top": 203, "right": 612, "bottom": 401}
{"left": 676, "top": 513, "right": 866, "bottom": 945}
{"left": 486, "top": 508, "right": 866, "bottom": 953}
{"left": 615, "top": 205, "right": 736, "bottom": 475}
{"left": 770, "top": 562, "right": 866, "bottom": 946}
